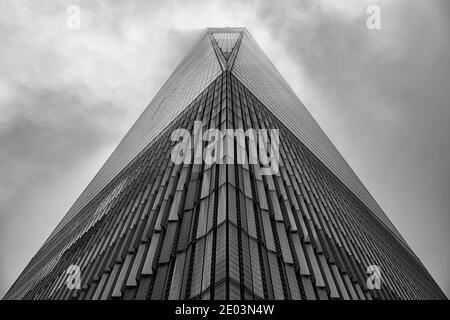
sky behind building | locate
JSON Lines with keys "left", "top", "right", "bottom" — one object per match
{"left": 0, "top": 0, "right": 449, "bottom": 298}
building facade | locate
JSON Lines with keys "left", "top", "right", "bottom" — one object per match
{"left": 4, "top": 28, "right": 446, "bottom": 300}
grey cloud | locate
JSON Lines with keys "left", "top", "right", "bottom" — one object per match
{"left": 0, "top": 72, "right": 125, "bottom": 301}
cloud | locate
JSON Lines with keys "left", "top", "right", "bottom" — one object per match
{"left": 0, "top": 0, "right": 448, "bottom": 298}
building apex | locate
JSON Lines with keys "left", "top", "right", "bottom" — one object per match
{"left": 207, "top": 27, "right": 247, "bottom": 34}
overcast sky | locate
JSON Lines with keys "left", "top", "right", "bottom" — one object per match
{"left": 0, "top": 0, "right": 449, "bottom": 298}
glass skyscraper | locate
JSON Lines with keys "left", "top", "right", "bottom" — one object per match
{"left": 4, "top": 28, "right": 445, "bottom": 300}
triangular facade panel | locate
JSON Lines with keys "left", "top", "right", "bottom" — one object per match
{"left": 211, "top": 31, "right": 240, "bottom": 60}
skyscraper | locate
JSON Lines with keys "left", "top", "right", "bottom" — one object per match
{"left": 4, "top": 28, "right": 445, "bottom": 300}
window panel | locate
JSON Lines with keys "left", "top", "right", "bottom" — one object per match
{"left": 285, "top": 265, "right": 301, "bottom": 300}
{"left": 305, "top": 244, "right": 325, "bottom": 287}
{"left": 158, "top": 222, "right": 177, "bottom": 264}
{"left": 276, "top": 223, "right": 293, "bottom": 264}
{"left": 168, "top": 252, "right": 186, "bottom": 300}
{"left": 249, "top": 238, "right": 263, "bottom": 298}
{"left": 215, "top": 224, "right": 227, "bottom": 282}
{"left": 318, "top": 254, "right": 338, "bottom": 298}
{"left": 267, "top": 252, "right": 284, "bottom": 300}
{"left": 201, "top": 233, "right": 213, "bottom": 291}
{"left": 112, "top": 254, "right": 133, "bottom": 298}
{"left": 142, "top": 232, "right": 161, "bottom": 275}
{"left": 228, "top": 224, "right": 240, "bottom": 283}
{"left": 126, "top": 243, "right": 146, "bottom": 287}
{"left": 261, "top": 210, "right": 275, "bottom": 252}
{"left": 217, "top": 185, "right": 227, "bottom": 225}
{"left": 190, "top": 238, "right": 205, "bottom": 298}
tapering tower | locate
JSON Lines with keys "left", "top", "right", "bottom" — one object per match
{"left": 4, "top": 28, "right": 446, "bottom": 300}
